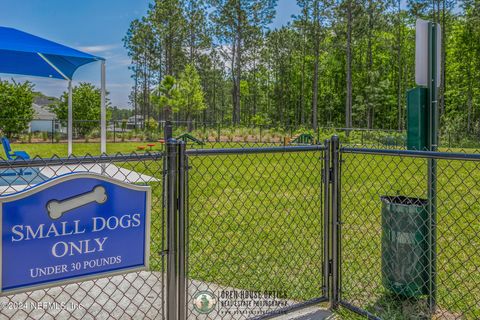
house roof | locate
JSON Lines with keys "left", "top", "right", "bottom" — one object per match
{"left": 32, "top": 103, "right": 56, "bottom": 120}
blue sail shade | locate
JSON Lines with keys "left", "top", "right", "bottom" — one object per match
{"left": 0, "top": 27, "right": 104, "bottom": 80}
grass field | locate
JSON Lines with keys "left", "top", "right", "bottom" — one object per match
{"left": 9, "top": 142, "right": 156, "bottom": 157}
{"left": 9, "top": 141, "right": 287, "bottom": 158}
{"left": 6, "top": 142, "right": 480, "bottom": 319}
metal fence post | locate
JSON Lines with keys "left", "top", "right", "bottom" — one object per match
{"left": 177, "top": 141, "right": 187, "bottom": 320}
{"left": 330, "top": 135, "right": 340, "bottom": 309}
{"left": 165, "top": 121, "right": 173, "bottom": 141}
{"left": 323, "top": 139, "right": 331, "bottom": 300}
{"left": 51, "top": 120, "right": 55, "bottom": 144}
{"left": 427, "top": 21, "right": 438, "bottom": 314}
{"left": 166, "top": 139, "right": 178, "bottom": 320}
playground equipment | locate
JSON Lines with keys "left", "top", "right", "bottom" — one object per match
{"left": 176, "top": 133, "right": 205, "bottom": 145}
{"left": 291, "top": 133, "right": 314, "bottom": 145}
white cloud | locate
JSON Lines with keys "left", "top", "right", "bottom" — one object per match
{"left": 78, "top": 44, "right": 119, "bottom": 54}
{"left": 107, "top": 83, "right": 131, "bottom": 88}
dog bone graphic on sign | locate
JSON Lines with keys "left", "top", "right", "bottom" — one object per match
{"left": 47, "top": 186, "right": 108, "bottom": 220}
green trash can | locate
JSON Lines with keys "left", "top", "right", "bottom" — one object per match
{"left": 381, "top": 196, "right": 429, "bottom": 298}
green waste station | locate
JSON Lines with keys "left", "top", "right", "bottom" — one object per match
{"left": 406, "top": 87, "right": 428, "bottom": 151}
{"left": 381, "top": 19, "right": 439, "bottom": 309}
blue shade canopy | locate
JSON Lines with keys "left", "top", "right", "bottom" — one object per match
{"left": 0, "top": 27, "right": 104, "bottom": 80}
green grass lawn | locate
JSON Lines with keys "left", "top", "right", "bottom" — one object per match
{"left": 10, "top": 142, "right": 158, "bottom": 157}
{"left": 6, "top": 142, "right": 480, "bottom": 319}
{"left": 187, "top": 151, "right": 324, "bottom": 302}
{"left": 9, "top": 141, "right": 286, "bottom": 158}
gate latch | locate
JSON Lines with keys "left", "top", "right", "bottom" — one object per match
{"left": 322, "top": 168, "right": 334, "bottom": 183}
{"left": 328, "top": 259, "right": 333, "bottom": 276}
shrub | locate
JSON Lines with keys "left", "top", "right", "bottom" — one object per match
{"left": 0, "top": 80, "right": 35, "bottom": 138}
{"left": 50, "top": 83, "right": 110, "bottom": 137}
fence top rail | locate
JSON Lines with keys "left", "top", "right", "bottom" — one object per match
{"left": 185, "top": 145, "right": 326, "bottom": 156}
{"left": 320, "top": 127, "right": 405, "bottom": 132}
{"left": 341, "top": 146, "right": 480, "bottom": 161}
{"left": 0, "top": 152, "right": 165, "bottom": 169}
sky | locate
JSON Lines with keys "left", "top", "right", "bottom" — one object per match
{"left": 0, "top": 0, "right": 300, "bottom": 109}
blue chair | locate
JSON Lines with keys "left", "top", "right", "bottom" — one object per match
{"left": 1, "top": 137, "right": 30, "bottom": 160}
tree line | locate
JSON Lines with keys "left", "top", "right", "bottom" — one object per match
{"left": 123, "top": 0, "right": 477, "bottom": 136}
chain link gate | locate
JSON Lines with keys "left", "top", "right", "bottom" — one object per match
{"left": 164, "top": 141, "right": 329, "bottom": 319}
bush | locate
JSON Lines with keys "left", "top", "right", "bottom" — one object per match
{"left": 145, "top": 117, "right": 159, "bottom": 133}
{"left": 50, "top": 83, "right": 110, "bottom": 137}
{"left": 0, "top": 80, "right": 35, "bottom": 138}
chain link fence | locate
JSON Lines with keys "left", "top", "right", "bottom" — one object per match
{"left": 0, "top": 153, "right": 166, "bottom": 320}
{"left": 0, "top": 136, "right": 479, "bottom": 319}
{"left": 336, "top": 145, "right": 480, "bottom": 319}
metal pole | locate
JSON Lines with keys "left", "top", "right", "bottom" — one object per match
{"left": 67, "top": 80, "right": 73, "bottom": 155}
{"left": 177, "top": 141, "right": 187, "bottom": 320}
{"left": 100, "top": 60, "right": 107, "bottom": 154}
{"left": 323, "top": 139, "right": 331, "bottom": 300}
{"left": 165, "top": 121, "right": 173, "bottom": 141}
{"left": 166, "top": 139, "right": 178, "bottom": 320}
{"left": 51, "top": 119, "right": 55, "bottom": 144}
{"left": 331, "top": 135, "right": 340, "bottom": 309}
{"left": 427, "top": 21, "right": 438, "bottom": 313}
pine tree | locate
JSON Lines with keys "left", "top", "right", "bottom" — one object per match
{"left": 177, "top": 64, "right": 207, "bottom": 130}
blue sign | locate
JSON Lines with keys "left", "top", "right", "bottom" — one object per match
{"left": 0, "top": 173, "right": 151, "bottom": 294}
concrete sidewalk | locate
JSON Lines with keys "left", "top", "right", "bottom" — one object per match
{"left": 272, "top": 306, "right": 335, "bottom": 320}
{"left": 0, "top": 271, "right": 335, "bottom": 320}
